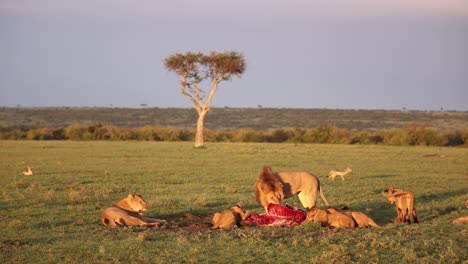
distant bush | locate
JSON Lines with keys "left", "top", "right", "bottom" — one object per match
{"left": 65, "top": 124, "right": 89, "bottom": 140}
{"left": 302, "top": 125, "right": 350, "bottom": 144}
{"left": 270, "top": 129, "right": 290, "bottom": 143}
{"left": 0, "top": 129, "right": 26, "bottom": 140}
{"left": 405, "top": 124, "right": 439, "bottom": 146}
{"left": 0, "top": 121, "right": 466, "bottom": 146}
{"left": 26, "top": 128, "right": 54, "bottom": 140}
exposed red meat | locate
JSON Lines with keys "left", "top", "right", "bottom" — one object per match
{"left": 243, "top": 204, "right": 307, "bottom": 227}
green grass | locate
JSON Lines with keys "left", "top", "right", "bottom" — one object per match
{"left": 1, "top": 141, "right": 467, "bottom": 263}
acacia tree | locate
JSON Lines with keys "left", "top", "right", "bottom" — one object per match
{"left": 164, "top": 51, "right": 246, "bottom": 147}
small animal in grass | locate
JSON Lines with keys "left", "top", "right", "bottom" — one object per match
{"left": 451, "top": 194, "right": 468, "bottom": 224}
{"left": 21, "top": 166, "right": 33, "bottom": 176}
{"left": 327, "top": 167, "right": 352, "bottom": 181}
{"left": 211, "top": 204, "right": 252, "bottom": 229}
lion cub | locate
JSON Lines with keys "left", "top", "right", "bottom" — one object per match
{"left": 327, "top": 167, "right": 352, "bottom": 181}
{"left": 21, "top": 166, "right": 33, "bottom": 176}
{"left": 211, "top": 204, "right": 252, "bottom": 229}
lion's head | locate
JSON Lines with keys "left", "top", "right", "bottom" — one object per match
{"left": 306, "top": 207, "right": 327, "bottom": 223}
{"left": 381, "top": 187, "right": 402, "bottom": 204}
{"left": 255, "top": 167, "right": 284, "bottom": 207}
{"left": 125, "top": 194, "right": 148, "bottom": 214}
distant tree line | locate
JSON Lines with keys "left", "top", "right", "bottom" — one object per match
{"left": 1, "top": 121, "right": 467, "bottom": 146}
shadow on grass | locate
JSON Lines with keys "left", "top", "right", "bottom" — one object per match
{"left": 418, "top": 189, "right": 467, "bottom": 203}
{"left": 364, "top": 174, "right": 398, "bottom": 179}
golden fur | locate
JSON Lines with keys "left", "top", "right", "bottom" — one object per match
{"left": 326, "top": 207, "right": 381, "bottom": 228}
{"left": 306, "top": 207, "right": 355, "bottom": 228}
{"left": 254, "top": 167, "right": 285, "bottom": 211}
{"left": 451, "top": 216, "right": 468, "bottom": 223}
{"left": 382, "top": 187, "right": 419, "bottom": 224}
{"left": 211, "top": 204, "right": 252, "bottom": 229}
{"left": 327, "top": 167, "right": 352, "bottom": 181}
{"left": 101, "top": 194, "right": 167, "bottom": 228}
{"left": 259, "top": 167, "right": 330, "bottom": 210}
{"left": 451, "top": 194, "right": 468, "bottom": 223}
{"left": 21, "top": 166, "right": 33, "bottom": 176}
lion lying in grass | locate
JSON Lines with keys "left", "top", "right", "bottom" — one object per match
{"left": 451, "top": 194, "right": 468, "bottom": 224}
{"left": 381, "top": 187, "right": 419, "bottom": 224}
{"left": 101, "top": 194, "right": 167, "bottom": 228}
{"left": 21, "top": 166, "right": 33, "bottom": 176}
{"left": 211, "top": 204, "right": 252, "bottom": 229}
{"left": 326, "top": 207, "right": 381, "bottom": 228}
{"left": 305, "top": 207, "right": 355, "bottom": 228}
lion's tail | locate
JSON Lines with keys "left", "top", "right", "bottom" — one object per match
{"left": 318, "top": 179, "right": 330, "bottom": 206}
{"left": 369, "top": 219, "right": 382, "bottom": 228}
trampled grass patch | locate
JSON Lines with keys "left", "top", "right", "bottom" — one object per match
{"left": 0, "top": 141, "right": 467, "bottom": 263}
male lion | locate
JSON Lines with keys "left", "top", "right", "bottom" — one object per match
{"left": 254, "top": 167, "right": 285, "bottom": 211}
{"left": 255, "top": 166, "right": 330, "bottom": 211}
{"left": 101, "top": 194, "right": 167, "bottom": 228}
{"left": 211, "top": 204, "right": 252, "bottom": 229}
{"left": 326, "top": 207, "right": 381, "bottom": 228}
{"left": 381, "top": 187, "right": 419, "bottom": 224}
{"left": 305, "top": 207, "right": 355, "bottom": 228}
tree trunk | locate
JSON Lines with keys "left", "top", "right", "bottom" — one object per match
{"left": 194, "top": 110, "right": 207, "bottom": 148}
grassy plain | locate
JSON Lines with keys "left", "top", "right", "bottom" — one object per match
{"left": 1, "top": 141, "right": 467, "bottom": 263}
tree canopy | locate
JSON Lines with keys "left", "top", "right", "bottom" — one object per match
{"left": 164, "top": 51, "right": 246, "bottom": 147}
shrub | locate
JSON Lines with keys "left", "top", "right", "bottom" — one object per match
{"left": 405, "top": 124, "right": 439, "bottom": 146}
{"left": 3, "top": 122, "right": 466, "bottom": 146}
{"left": 65, "top": 124, "right": 88, "bottom": 140}
{"left": 438, "top": 130, "right": 465, "bottom": 146}
{"left": 287, "top": 128, "right": 306, "bottom": 143}
{"left": 232, "top": 129, "right": 268, "bottom": 142}
{"left": 0, "top": 129, "right": 26, "bottom": 140}
{"left": 303, "top": 125, "right": 350, "bottom": 144}
{"left": 380, "top": 129, "right": 409, "bottom": 146}
{"left": 270, "top": 129, "right": 290, "bottom": 143}
{"left": 26, "top": 128, "right": 54, "bottom": 140}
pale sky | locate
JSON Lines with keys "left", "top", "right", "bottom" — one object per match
{"left": 1, "top": 0, "right": 467, "bottom": 110}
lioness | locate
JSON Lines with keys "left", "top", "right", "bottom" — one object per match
{"left": 306, "top": 207, "right": 355, "bottom": 228}
{"left": 326, "top": 207, "right": 381, "bottom": 228}
{"left": 101, "top": 194, "right": 167, "bottom": 228}
{"left": 255, "top": 166, "right": 330, "bottom": 211}
{"left": 381, "top": 187, "right": 419, "bottom": 224}
{"left": 327, "top": 167, "right": 352, "bottom": 181}
{"left": 211, "top": 204, "right": 252, "bottom": 229}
